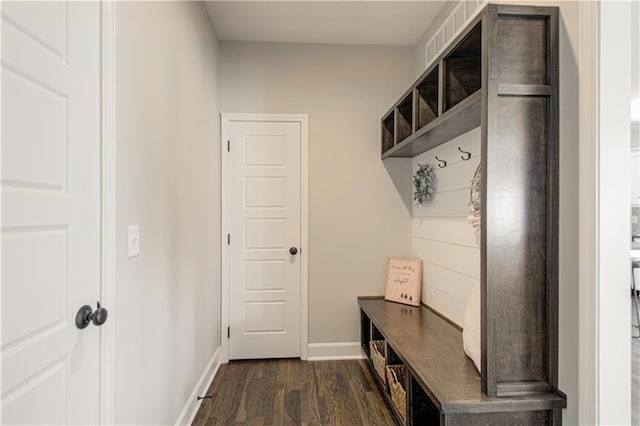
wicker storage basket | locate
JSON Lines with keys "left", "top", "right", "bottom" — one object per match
{"left": 369, "top": 340, "right": 386, "bottom": 383}
{"left": 386, "top": 365, "right": 407, "bottom": 421}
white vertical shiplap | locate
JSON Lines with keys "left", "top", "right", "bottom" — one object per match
{"left": 412, "top": 128, "right": 481, "bottom": 326}
{"left": 413, "top": 127, "right": 481, "bottom": 218}
{"left": 424, "top": 0, "right": 489, "bottom": 68}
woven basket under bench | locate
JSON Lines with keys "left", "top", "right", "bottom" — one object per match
{"left": 386, "top": 364, "right": 407, "bottom": 421}
{"left": 369, "top": 340, "right": 386, "bottom": 384}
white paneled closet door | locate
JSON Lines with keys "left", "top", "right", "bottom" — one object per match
{"left": 1, "top": 2, "right": 103, "bottom": 424}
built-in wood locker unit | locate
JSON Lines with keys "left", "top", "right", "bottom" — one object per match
{"left": 364, "top": 4, "right": 566, "bottom": 425}
{"left": 481, "top": 4, "right": 559, "bottom": 399}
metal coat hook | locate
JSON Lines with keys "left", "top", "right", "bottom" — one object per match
{"left": 458, "top": 147, "right": 472, "bottom": 161}
{"left": 435, "top": 156, "right": 447, "bottom": 168}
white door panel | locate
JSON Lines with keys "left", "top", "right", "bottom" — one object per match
{"left": 1, "top": 2, "right": 102, "bottom": 424}
{"left": 229, "top": 121, "right": 301, "bottom": 359}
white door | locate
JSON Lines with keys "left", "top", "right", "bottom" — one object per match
{"left": 1, "top": 2, "right": 102, "bottom": 424}
{"left": 228, "top": 120, "right": 302, "bottom": 359}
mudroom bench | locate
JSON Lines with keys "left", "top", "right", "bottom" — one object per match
{"left": 358, "top": 297, "right": 566, "bottom": 425}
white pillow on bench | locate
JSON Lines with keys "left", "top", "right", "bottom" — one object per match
{"left": 463, "top": 282, "right": 481, "bottom": 373}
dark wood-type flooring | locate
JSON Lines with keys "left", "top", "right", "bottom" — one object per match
{"left": 192, "top": 359, "right": 395, "bottom": 426}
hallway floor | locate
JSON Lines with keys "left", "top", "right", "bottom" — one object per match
{"left": 192, "top": 359, "right": 394, "bottom": 426}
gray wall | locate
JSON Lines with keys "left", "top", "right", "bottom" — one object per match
{"left": 115, "top": 2, "right": 221, "bottom": 423}
{"left": 218, "top": 41, "right": 414, "bottom": 343}
{"left": 413, "top": 2, "right": 580, "bottom": 424}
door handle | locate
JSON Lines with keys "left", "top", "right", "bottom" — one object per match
{"left": 76, "top": 301, "right": 108, "bottom": 329}
{"left": 289, "top": 247, "right": 298, "bottom": 256}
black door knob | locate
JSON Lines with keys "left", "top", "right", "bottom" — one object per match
{"left": 76, "top": 301, "right": 108, "bottom": 329}
{"left": 289, "top": 247, "right": 298, "bottom": 255}
{"left": 92, "top": 302, "right": 108, "bottom": 326}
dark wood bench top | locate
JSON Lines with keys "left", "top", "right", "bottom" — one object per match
{"left": 358, "top": 296, "right": 566, "bottom": 414}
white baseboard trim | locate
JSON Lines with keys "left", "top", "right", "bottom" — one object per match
{"left": 175, "top": 347, "right": 221, "bottom": 426}
{"left": 307, "top": 342, "right": 366, "bottom": 361}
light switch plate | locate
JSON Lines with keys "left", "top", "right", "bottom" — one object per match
{"left": 128, "top": 225, "right": 140, "bottom": 258}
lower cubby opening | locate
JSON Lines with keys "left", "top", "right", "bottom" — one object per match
{"left": 361, "top": 311, "right": 371, "bottom": 356}
{"left": 386, "top": 364, "right": 408, "bottom": 423}
{"left": 386, "top": 343, "right": 402, "bottom": 365}
{"left": 410, "top": 375, "right": 440, "bottom": 425}
{"left": 385, "top": 344, "right": 408, "bottom": 422}
{"left": 370, "top": 339, "right": 387, "bottom": 385}
{"left": 371, "top": 322, "right": 384, "bottom": 341}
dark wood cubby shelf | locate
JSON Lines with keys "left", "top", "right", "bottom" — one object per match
{"left": 359, "top": 297, "right": 567, "bottom": 426}
{"left": 374, "top": 3, "right": 565, "bottom": 424}
{"left": 383, "top": 90, "right": 480, "bottom": 159}
{"left": 396, "top": 93, "right": 414, "bottom": 143}
{"left": 382, "top": 112, "right": 395, "bottom": 155}
{"left": 416, "top": 67, "right": 439, "bottom": 130}
{"left": 380, "top": 16, "right": 483, "bottom": 160}
{"left": 444, "top": 22, "right": 481, "bottom": 112}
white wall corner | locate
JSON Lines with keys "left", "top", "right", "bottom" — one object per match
{"left": 174, "top": 348, "right": 222, "bottom": 426}
{"left": 307, "top": 342, "right": 365, "bottom": 361}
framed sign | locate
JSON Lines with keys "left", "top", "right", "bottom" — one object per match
{"left": 384, "top": 257, "right": 422, "bottom": 306}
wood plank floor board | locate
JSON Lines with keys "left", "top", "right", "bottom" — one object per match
{"left": 193, "top": 359, "right": 395, "bottom": 426}
{"left": 302, "top": 363, "right": 323, "bottom": 425}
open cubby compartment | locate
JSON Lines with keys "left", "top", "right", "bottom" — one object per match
{"left": 409, "top": 375, "right": 440, "bottom": 425}
{"left": 381, "top": 112, "right": 395, "bottom": 154}
{"left": 370, "top": 340, "right": 387, "bottom": 384}
{"left": 371, "top": 321, "right": 384, "bottom": 341}
{"left": 361, "top": 311, "right": 371, "bottom": 356}
{"left": 385, "top": 344, "right": 408, "bottom": 423}
{"left": 444, "top": 21, "right": 481, "bottom": 112}
{"left": 416, "top": 67, "right": 439, "bottom": 130}
{"left": 369, "top": 322, "right": 387, "bottom": 383}
{"left": 396, "top": 92, "right": 414, "bottom": 143}
{"left": 387, "top": 364, "right": 408, "bottom": 423}
{"left": 386, "top": 342, "right": 402, "bottom": 365}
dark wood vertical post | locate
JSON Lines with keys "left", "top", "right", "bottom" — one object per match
{"left": 481, "top": 4, "right": 559, "bottom": 397}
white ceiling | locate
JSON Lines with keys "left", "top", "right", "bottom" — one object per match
{"left": 204, "top": 1, "right": 447, "bottom": 46}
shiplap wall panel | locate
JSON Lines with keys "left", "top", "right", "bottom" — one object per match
{"left": 423, "top": 261, "right": 476, "bottom": 301}
{"left": 423, "top": 285, "right": 467, "bottom": 325}
{"left": 430, "top": 158, "right": 480, "bottom": 193}
{"left": 413, "top": 217, "right": 477, "bottom": 247}
{"left": 412, "top": 189, "right": 468, "bottom": 218}
{"left": 413, "top": 237, "right": 480, "bottom": 278}
{"left": 412, "top": 127, "right": 481, "bottom": 327}
{"left": 413, "top": 128, "right": 481, "bottom": 217}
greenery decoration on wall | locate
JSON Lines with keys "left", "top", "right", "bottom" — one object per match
{"left": 413, "top": 163, "right": 435, "bottom": 206}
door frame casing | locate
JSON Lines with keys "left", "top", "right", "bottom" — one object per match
{"left": 220, "top": 113, "right": 309, "bottom": 363}
{"left": 100, "top": 1, "right": 117, "bottom": 424}
{"left": 578, "top": 1, "right": 633, "bottom": 424}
